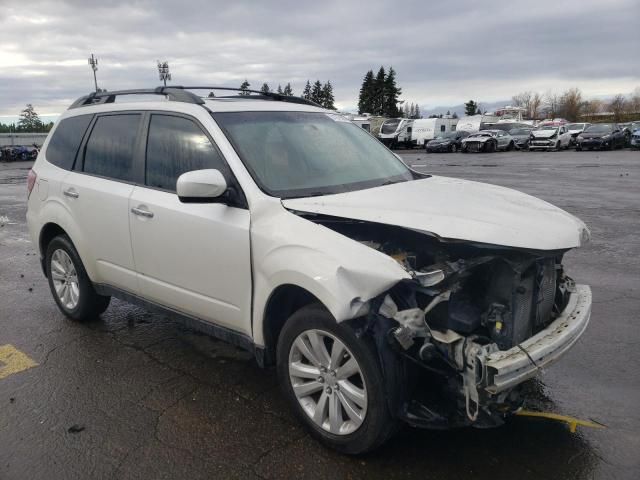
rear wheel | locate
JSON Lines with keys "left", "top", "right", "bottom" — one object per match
{"left": 277, "top": 304, "right": 395, "bottom": 454}
{"left": 507, "top": 141, "right": 514, "bottom": 151}
{"left": 485, "top": 141, "right": 496, "bottom": 153}
{"left": 45, "top": 235, "right": 110, "bottom": 321}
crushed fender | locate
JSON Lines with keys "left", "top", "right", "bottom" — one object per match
{"left": 515, "top": 409, "right": 606, "bottom": 433}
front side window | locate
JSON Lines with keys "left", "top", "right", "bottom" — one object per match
{"left": 83, "top": 114, "right": 140, "bottom": 182}
{"left": 145, "top": 115, "right": 227, "bottom": 191}
{"left": 213, "top": 111, "right": 414, "bottom": 198}
{"left": 46, "top": 115, "right": 93, "bottom": 170}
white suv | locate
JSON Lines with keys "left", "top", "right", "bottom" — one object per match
{"left": 27, "top": 86, "right": 592, "bottom": 454}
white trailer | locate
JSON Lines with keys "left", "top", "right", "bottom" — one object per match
{"left": 410, "top": 118, "right": 459, "bottom": 146}
{"left": 378, "top": 118, "right": 414, "bottom": 148}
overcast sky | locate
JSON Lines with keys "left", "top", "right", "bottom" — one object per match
{"left": 1, "top": 0, "right": 639, "bottom": 119}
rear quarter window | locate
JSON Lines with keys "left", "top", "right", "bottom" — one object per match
{"left": 45, "top": 115, "right": 93, "bottom": 170}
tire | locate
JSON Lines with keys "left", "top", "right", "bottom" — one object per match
{"left": 485, "top": 141, "right": 496, "bottom": 153}
{"left": 451, "top": 144, "right": 458, "bottom": 153}
{"left": 277, "top": 304, "right": 396, "bottom": 454}
{"left": 20, "top": 152, "right": 27, "bottom": 161}
{"left": 462, "top": 145, "right": 468, "bottom": 153}
{"left": 507, "top": 141, "right": 514, "bottom": 151}
{"left": 45, "top": 235, "right": 110, "bottom": 321}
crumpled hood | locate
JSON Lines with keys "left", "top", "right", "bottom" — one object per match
{"left": 464, "top": 135, "right": 492, "bottom": 143}
{"left": 531, "top": 130, "right": 558, "bottom": 138}
{"left": 283, "top": 176, "right": 588, "bottom": 251}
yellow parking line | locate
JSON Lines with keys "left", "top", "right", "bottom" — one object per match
{"left": 0, "top": 344, "right": 38, "bottom": 380}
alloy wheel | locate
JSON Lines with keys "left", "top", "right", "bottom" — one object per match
{"left": 288, "top": 329, "right": 367, "bottom": 435}
{"left": 50, "top": 249, "right": 80, "bottom": 310}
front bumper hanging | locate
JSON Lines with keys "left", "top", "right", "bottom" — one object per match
{"left": 482, "top": 284, "right": 592, "bottom": 394}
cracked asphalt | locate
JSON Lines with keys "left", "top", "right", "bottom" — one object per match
{"left": 1, "top": 149, "right": 639, "bottom": 479}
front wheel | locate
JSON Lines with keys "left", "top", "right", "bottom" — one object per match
{"left": 277, "top": 304, "right": 395, "bottom": 454}
{"left": 45, "top": 235, "right": 111, "bottom": 321}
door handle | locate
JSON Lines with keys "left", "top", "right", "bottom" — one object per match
{"left": 131, "top": 206, "right": 154, "bottom": 218}
{"left": 63, "top": 188, "right": 79, "bottom": 199}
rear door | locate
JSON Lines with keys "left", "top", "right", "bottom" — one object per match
{"left": 61, "top": 112, "right": 143, "bottom": 293}
{"left": 128, "top": 113, "right": 252, "bottom": 334}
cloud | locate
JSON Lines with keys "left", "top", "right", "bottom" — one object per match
{"left": 0, "top": 0, "right": 638, "bottom": 116}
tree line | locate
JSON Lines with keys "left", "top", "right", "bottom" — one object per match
{"left": 238, "top": 79, "right": 336, "bottom": 110}
{"left": 357, "top": 67, "right": 402, "bottom": 117}
{"left": 510, "top": 88, "right": 640, "bottom": 122}
{"left": 0, "top": 104, "right": 54, "bottom": 133}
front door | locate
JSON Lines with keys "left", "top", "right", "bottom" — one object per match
{"left": 128, "top": 113, "right": 252, "bottom": 335}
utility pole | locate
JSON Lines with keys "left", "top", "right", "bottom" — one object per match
{"left": 88, "top": 54, "right": 99, "bottom": 92}
{"left": 157, "top": 60, "right": 171, "bottom": 87}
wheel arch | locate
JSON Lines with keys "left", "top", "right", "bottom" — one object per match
{"left": 261, "top": 283, "right": 323, "bottom": 366}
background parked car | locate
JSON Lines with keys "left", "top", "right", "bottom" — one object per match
{"left": 425, "top": 130, "right": 470, "bottom": 153}
{"left": 566, "top": 123, "right": 590, "bottom": 145}
{"left": 508, "top": 127, "right": 534, "bottom": 150}
{"left": 529, "top": 125, "right": 572, "bottom": 151}
{"left": 576, "top": 123, "right": 626, "bottom": 150}
{"left": 629, "top": 122, "right": 640, "bottom": 149}
{"left": 461, "top": 130, "right": 515, "bottom": 153}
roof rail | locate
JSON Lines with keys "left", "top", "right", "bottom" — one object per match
{"left": 68, "top": 85, "right": 322, "bottom": 110}
{"left": 175, "top": 86, "right": 321, "bottom": 108}
{"left": 68, "top": 87, "right": 205, "bottom": 109}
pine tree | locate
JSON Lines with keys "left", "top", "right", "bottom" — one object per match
{"left": 464, "top": 100, "right": 478, "bottom": 116}
{"left": 409, "top": 103, "right": 415, "bottom": 118}
{"left": 403, "top": 103, "right": 410, "bottom": 118}
{"left": 260, "top": 83, "right": 270, "bottom": 94}
{"left": 452, "top": 112, "right": 458, "bottom": 118}
{"left": 239, "top": 79, "right": 250, "bottom": 96}
{"left": 277, "top": 84, "right": 283, "bottom": 94}
{"left": 414, "top": 104, "right": 421, "bottom": 119}
{"left": 311, "top": 80, "right": 323, "bottom": 105}
{"left": 18, "top": 104, "right": 42, "bottom": 131}
{"left": 321, "top": 81, "right": 335, "bottom": 110}
{"left": 283, "top": 83, "right": 293, "bottom": 96}
{"left": 357, "top": 70, "right": 375, "bottom": 114}
{"left": 446, "top": 110, "right": 450, "bottom": 116}
{"left": 383, "top": 66, "right": 402, "bottom": 117}
{"left": 302, "top": 81, "right": 312, "bottom": 100}
{"left": 372, "top": 67, "right": 386, "bottom": 115}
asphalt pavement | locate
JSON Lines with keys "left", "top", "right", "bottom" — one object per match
{"left": 1, "top": 149, "right": 639, "bottom": 479}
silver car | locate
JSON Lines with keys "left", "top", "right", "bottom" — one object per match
{"left": 461, "top": 129, "right": 516, "bottom": 153}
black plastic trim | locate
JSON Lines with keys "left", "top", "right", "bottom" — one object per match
{"left": 94, "top": 283, "right": 265, "bottom": 367}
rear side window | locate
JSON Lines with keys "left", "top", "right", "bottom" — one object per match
{"left": 45, "top": 115, "right": 92, "bottom": 170}
{"left": 83, "top": 114, "right": 141, "bottom": 182}
{"left": 145, "top": 114, "right": 227, "bottom": 191}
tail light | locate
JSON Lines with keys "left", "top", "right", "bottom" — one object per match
{"left": 27, "top": 169, "right": 37, "bottom": 198}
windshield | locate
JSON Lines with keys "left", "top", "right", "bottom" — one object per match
{"left": 213, "top": 111, "right": 414, "bottom": 198}
{"left": 584, "top": 124, "right": 613, "bottom": 133}
{"left": 566, "top": 123, "right": 585, "bottom": 130}
{"left": 509, "top": 128, "right": 530, "bottom": 135}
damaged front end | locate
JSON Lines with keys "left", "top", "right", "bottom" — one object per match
{"left": 301, "top": 214, "right": 592, "bottom": 429}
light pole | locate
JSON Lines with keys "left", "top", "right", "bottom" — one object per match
{"left": 88, "top": 54, "right": 99, "bottom": 92}
{"left": 157, "top": 61, "right": 171, "bottom": 87}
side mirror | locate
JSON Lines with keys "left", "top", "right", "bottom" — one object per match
{"left": 177, "top": 169, "right": 227, "bottom": 203}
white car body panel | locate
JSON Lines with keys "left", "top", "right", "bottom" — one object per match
{"left": 128, "top": 186, "right": 252, "bottom": 334}
{"left": 283, "top": 176, "right": 587, "bottom": 251}
{"left": 61, "top": 172, "right": 138, "bottom": 292}
{"left": 249, "top": 197, "right": 411, "bottom": 346}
